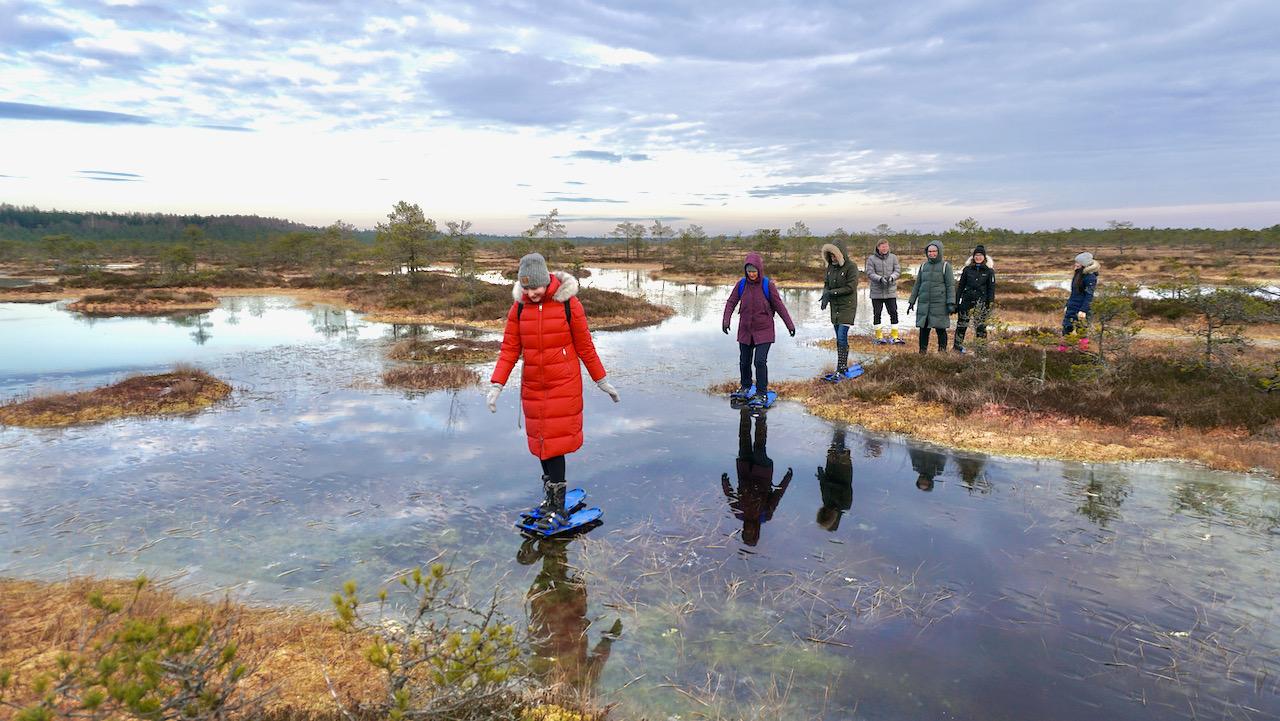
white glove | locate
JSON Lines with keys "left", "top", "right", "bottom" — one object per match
{"left": 596, "top": 378, "right": 620, "bottom": 403}
{"left": 486, "top": 383, "right": 503, "bottom": 413}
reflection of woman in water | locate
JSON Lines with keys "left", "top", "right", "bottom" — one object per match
{"left": 908, "top": 444, "right": 947, "bottom": 492}
{"left": 816, "top": 428, "right": 853, "bottom": 531}
{"left": 721, "top": 409, "right": 793, "bottom": 546}
{"left": 518, "top": 539, "right": 621, "bottom": 702}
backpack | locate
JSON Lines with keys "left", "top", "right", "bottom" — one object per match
{"left": 735, "top": 276, "right": 775, "bottom": 312}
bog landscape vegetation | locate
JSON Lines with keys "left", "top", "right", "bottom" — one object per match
{"left": 2, "top": 203, "right": 1278, "bottom": 720}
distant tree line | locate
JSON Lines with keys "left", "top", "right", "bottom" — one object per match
{"left": 4, "top": 204, "right": 1278, "bottom": 277}
{"left": 0, "top": 204, "right": 344, "bottom": 243}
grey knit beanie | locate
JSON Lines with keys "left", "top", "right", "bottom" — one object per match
{"left": 517, "top": 253, "right": 550, "bottom": 288}
{"left": 1075, "top": 251, "right": 1094, "bottom": 266}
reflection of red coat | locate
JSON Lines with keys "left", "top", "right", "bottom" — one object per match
{"left": 491, "top": 272, "right": 607, "bottom": 460}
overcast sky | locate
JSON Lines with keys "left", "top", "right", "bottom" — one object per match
{"left": 2, "top": 0, "right": 1277, "bottom": 234}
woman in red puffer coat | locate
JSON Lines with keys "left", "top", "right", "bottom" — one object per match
{"left": 488, "top": 253, "right": 619, "bottom": 528}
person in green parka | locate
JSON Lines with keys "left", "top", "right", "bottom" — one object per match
{"left": 906, "top": 240, "right": 955, "bottom": 353}
{"left": 819, "top": 238, "right": 859, "bottom": 375}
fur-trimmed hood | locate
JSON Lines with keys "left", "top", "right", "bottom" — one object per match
{"left": 1081, "top": 259, "right": 1101, "bottom": 274}
{"left": 820, "top": 239, "right": 850, "bottom": 267}
{"left": 964, "top": 254, "right": 995, "bottom": 269}
{"left": 511, "top": 270, "right": 579, "bottom": 302}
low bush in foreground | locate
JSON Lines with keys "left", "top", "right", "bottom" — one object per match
{"left": 0, "top": 367, "right": 231, "bottom": 427}
{"left": 1, "top": 569, "right": 606, "bottom": 721}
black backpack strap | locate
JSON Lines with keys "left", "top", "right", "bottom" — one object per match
{"left": 516, "top": 299, "right": 573, "bottom": 323}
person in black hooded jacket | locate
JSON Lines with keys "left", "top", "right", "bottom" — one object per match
{"left": 954, "top": 244, "right": 995, "bottom": 353}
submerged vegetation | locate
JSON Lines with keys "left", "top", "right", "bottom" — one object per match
{"left": 0, "top": 367, "right": 231, "bottom": 427}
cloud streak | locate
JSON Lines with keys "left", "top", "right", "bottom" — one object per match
{"left": 0, "top": 101, "right": 152, "bottom": 125}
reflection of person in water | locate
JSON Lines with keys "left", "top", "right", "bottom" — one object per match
{"left": 908, "top": 444, "right": 947, "bottom": 492}
{"left": 955, "top": 455, "right": 991, "bottom": 494}
{"left": 722, "top": 409, "right": 793, "bottom": 546}
{"left": 816, "top": 428, "right": 853, "bottom": 531}
{"left": 518, "top": 539, "right": 621, "bottom": 702}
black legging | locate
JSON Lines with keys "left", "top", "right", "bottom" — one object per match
{"left": 739, "top": 342, "right": 772, "bottom": 393}
{"left": 540, "top": 455, "right": 566, "bottom": 483}
{"left": 918, "top": 328, "right": 948, "bottom": 352}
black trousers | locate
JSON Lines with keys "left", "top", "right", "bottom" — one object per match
{"left": 872, "top": 298, "right": 899, "bottom": 325}
{"left": 539, "top": 455, "right": 566, "bottom": 483}
{"left": 955, "top": 301, "right": 988, "bottom": 344}
{"left": 918, "top": 328, "right": 948, "bottom": 351}
{"left": 739, "top": 342, "right": 772, "bottom": 393}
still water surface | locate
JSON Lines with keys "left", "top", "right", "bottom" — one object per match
{"left": 1, "top": 270, "right": 1276, "bottom": 720}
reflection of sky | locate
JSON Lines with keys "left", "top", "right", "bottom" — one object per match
{"left": 0, "top": 298, "right": 382, "bottom": 388}
{"left": 1, "top": 271, "right": 1278, "bottom": 720}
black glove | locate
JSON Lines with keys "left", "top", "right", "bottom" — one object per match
{"left": 906, "top": 303, "right": 915, "bottom": 314}
{"left": 819, "top": 291, "right": 830, "bottom": 310}
{"left": 722, "top": 325, "right": 729, "bottom": 334}
{"left": 789, "top": 328, "right": 796, "bottom": 337}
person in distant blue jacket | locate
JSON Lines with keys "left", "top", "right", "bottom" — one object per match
{"left": 1063, "top": 251, "right": 1100, "bottom": 336}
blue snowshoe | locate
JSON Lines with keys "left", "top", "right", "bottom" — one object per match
{"left": 822, "top": 363, "right": 864, "bottom": 383}
{"left": 516, "top": 482, "right": 601, "bottom": 537}
{"left": 747, "top": 390, "right": 778, "bottom": 409}
{"left": 729, "top": 384, "right": 756, "bottom": 407}
{"left": 519, "top": 487, "right": 586, "bottom": 522}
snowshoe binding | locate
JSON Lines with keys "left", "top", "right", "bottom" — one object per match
{"left": 729, "top": 384, "right": 756, "bottom": 408}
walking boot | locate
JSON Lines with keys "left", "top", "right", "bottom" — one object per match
{"left": 534, "top": 481, "right": 568, "bottom": 532}
{"left": 891, "top": 327, "right": 904, "bottom": 345}
{"left": 836, "top": 344, "right": 849, "bottom": 375}
{"left": 537, "top": 474, "right": 556, "bottom": 516}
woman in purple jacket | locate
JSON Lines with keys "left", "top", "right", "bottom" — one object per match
{"left": 722, "top": 252, "right": 796, "bottom": 405}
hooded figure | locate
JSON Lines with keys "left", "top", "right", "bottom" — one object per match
{"left": 819, "top": 239, "right": 858, "bottom": 374}
{"left": 490, "top": 254, "right": 619, "bottom": 531}
{"left": 815, "top": 428, "right": 853, "bottom": 532}
{"left": 909, "top": 445, "right": 948, "bottom": 492}
{"left": 865, "top": 239, "right": 903, "bottom": 344}
{"left": 722, "top": 252, "right": 796, "bottom": 404}
{"left": 954, "top": 243, "right": 996, "bottom": 352}
{"left": 722, "top": 409, "right": 793, "bottom": 547}
{"left": 1063, "top": 252, "right": 1101, "bottom": 336}
{"left": 907, "top": 241, "right": 956, "bottom": 353}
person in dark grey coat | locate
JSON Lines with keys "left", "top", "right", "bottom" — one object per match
{"left": 906, "top": 241, "right": 955, "bottom": 353}
{"left": 953, "top": 244, "right": 995, "bottom": 353}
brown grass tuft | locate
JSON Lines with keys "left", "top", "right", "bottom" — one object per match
{"left": 0, "top": 368, "right": 231, "bottom": 427}
{"left": 382, "top": 364, "right": 480, "bottom": 390}
{"left": 67, "top": 288, "right": 220, "bottom": 315}
{"left": 347, "top": 272, "right": 673, "bottom": 330}
{"left": 386, "top": 337, "right": 501, "bottom": 364}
